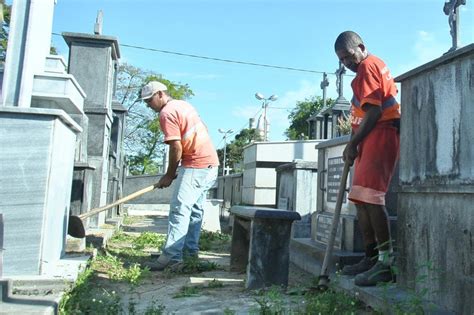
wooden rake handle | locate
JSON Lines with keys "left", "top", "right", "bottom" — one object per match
{"left": 78, "top": 183, "right": 159, "bottom": 220}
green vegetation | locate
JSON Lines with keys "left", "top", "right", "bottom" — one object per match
{"left": 116, "top": 64, "right": 194, "bottom": 175}
{"left": 199, "top": 230, "right": 231, "bottom": 252}
{"left": 173, "top": 285, "right": 201, "bottom": 299}
{"left": 217, "top": 128, "right": 263, "bottom": 174}
{"left": 173, "top": 279, "right": 224, "bottom": 299}
{"left": 59, "top": 268, "right": 122, "bottom": 314}
{"left": 207, "top": 278, "right": 224, "bottom": 288}
{"left": 251, "top": 285, "right": 363, "bottom": 315}
{"left": 106, "top": 231, "right": 166, "bottom": 265}
{"left": 285, "top": 96, "right": 335, "bottom": 140}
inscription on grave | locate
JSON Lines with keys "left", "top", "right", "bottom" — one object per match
{"left": 315, "top": 213, "right": 342, "bottom": 248}
{"left": 327, "top": 156, "right": 347, "bottom": 203}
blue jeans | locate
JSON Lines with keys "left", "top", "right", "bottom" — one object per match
{"left": 162, "top": 166, "right": 217, "bottom": 261}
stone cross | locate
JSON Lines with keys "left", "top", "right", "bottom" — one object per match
{"left": 335, "top": 61, "right": 346, "bottom": 101}
{"left": 443, "top": 0, "right": 467, "bottom": 52}
{"left": 320, "top": 72, "right": 329, "bottom": 108}
{"left": 224, "top": 166, "right": 232, "bottom": 176}
{"left": 94, "top": 10, "right": 103, "bottom": 35}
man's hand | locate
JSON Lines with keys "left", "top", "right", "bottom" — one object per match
{"left": 343, "top": 142, "right": 358, "bottom": 166}
{"left": 156, "top": 174, "right": 176, "bottom": 189}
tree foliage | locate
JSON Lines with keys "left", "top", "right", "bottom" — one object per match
{"left": 0, "top": 1, "right": 11, "bottom": 63}
{"left": 0, "top": 2, "right": 56, "bottom": 62}
{"left": 217, "top": 128, "right": 262, "bottom": 174}
{"left": 285, "top": 96, "right": 334, "bottom": 140}
{"left": 116, "top": 63, "right": 193, "bottom": 175}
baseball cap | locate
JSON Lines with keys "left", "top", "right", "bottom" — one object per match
{"left": 140, "top": 81, "right": 168, "bottom": 101}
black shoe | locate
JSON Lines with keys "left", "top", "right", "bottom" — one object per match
{"left": 341, "top": 257, "right": 377, "bottom": 276}
{"left": 354, "top": 261, "right": 395, "bottom": 286}
{"left": 141, "top": 255, "right": 183, "bottom": 271}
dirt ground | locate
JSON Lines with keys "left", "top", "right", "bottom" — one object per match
{"left": 87, "top": 214, "right": 315, "bottom": 314}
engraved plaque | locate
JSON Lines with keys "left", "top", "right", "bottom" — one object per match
{"left": 327, "top": 156, "right": 347, "bottom": 203}
{"left": 278, "top": 197, "right": 289, "bottom": 210}
{"left": 315, "top": 213, "right": 342, "bottom": 248}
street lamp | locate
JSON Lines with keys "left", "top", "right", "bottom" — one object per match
{"left": 218, "top": 128, "right": 233, "bottom": 176}
{"left": 255, "top": 92, "right": 278, "bottom": 141}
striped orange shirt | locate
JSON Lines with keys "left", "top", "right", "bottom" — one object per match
{"left": 160, "top": 100, "right": 219, "bottom": 168}
{"left": 350, "top": 54, "right": 401, "bottom": 126}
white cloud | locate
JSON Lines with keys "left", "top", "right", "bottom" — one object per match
{"left": 232, "top": 105, "right": 262, "bottom": 120}
{"left": 267, "top": 79, "right": 320, "bottom": 140}
{"left": 395, "top": 30, "right": 447, "bottom": 75}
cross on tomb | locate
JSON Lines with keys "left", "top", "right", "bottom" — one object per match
{"left": 335, "top": 61, "right": 347, "bottom": 102}
{"left": 94, "top": 10, "right": 103, "bottom": 35}
{"left": 443, "top": 0, "right": 466, "bottom": 53}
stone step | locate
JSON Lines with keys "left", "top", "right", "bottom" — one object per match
{"left": 290, "top": 237, "right": 364, "bottom": 275}
{"left": 0, "top": 279, "right": 57, "bottom": 315}
{"left": 289, "top": 238, "right": 455, "bottom": 314}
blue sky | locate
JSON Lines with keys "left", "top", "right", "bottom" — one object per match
{"left": 50, "top": 0, "right": 474, "bottom": 148}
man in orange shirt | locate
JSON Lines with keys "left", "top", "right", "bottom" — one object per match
{"left": 139, "top": 81, "right": 219, "bottom": 270}
{"left": 335, "top": 31, "right": 400, "bottom": 286}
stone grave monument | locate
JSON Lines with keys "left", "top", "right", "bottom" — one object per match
{"left": 0, "top": 0, "right": 85, "bottom": 275}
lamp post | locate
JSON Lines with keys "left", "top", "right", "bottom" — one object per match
{"left": 218, "top": 128, "right": 233, "bottom": 176}
{"left": 255, "top": 93, "right": 278, "bottom": 141}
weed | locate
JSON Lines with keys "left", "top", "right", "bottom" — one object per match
{"left": 199, "top": 230, "right": 231, "bottom": 252}
{"left": 382, "top": 261, "right": 440, "bottom": 314}
{"left": 223, "top": 308, "right": 236, "bottom": 315}
{"left": 303, "top": 289, "right": 361, "bottom": 314}
{"left": 59, "top": 269, "right": 122, "bottom": 314}
{"left": 253, "top": 286, "right": 287, "bottom": 314}
{"left": 92, "top": 253, "right": 150, "bottom": 285}
{"left": 128, "top": 298, "right": 137, "bottom": 315}
{"left": 207, "top": 278, "right": 224, "bottom": 288}
{"left": 143, "top": 301, "right": 166, "bottom": 315}
{"left": 133, "top": 231, "right": 166, "bottom": 250}
{"left": 125, "top": 263, "right": 151, "bottom": 285}
{"left": 173, "top": 285, "right": 201, "bottom": 298}
{"left": 109, "top": 231, "right": 136, "bottom": 244}
{"left": 123, "top": 215, "right": 142, "bottom": 225}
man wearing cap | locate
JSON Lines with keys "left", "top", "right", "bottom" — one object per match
{"left": 139, "top": 81, "right": 219, "bottom": 270}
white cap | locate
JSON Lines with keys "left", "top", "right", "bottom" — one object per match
{"left": 140, "top": 81, "right": 168, "bottom": 100}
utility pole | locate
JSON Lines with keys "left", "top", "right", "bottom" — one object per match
{"left": 218, "top": 128, "right": 233, "bottom": 176}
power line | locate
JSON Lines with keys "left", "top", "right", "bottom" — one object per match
{"left": 52, "top": 32, "right": 334, "bottom": 75}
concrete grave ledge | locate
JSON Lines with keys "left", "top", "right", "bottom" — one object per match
{"left": 0, "top": 253, "right": 91, "bottom": 314}
{"left": 0, "top": 106, "right": 82, "bottom": 134}
{"left": 336, "top": 276, "right": 456, "bottom": 315}
{"left": 0, "top": 279, "right": 57, "bottom": 315}
{"left": 32, "top": 72, "right": 86, "bottom": 115}
{"left": 44, "top": 55, "right": 67, "bottom": 74}
{"left": 290, "top": 238, "right": 364, "bottom": 276}
{"left": 288, "top": 241, "right": 454, "bottom": 314}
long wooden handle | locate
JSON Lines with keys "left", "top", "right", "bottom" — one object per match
{"left": 78, "top": 183, "right": 159, "bottom": 220}
{"left": 320, "top": 161, "right": 351, "bottom": 277}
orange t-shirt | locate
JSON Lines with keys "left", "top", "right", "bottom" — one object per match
{"left": 350, "top": 54, "right": 401, "bottom": 126}
{"left": 160, "top": 100, "right": 219, "bottom": 168}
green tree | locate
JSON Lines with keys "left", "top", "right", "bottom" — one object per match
{"left": 0, "top": 2, "right": 56, "bottom": 62}
{"left": 217, "top": 128, "right": 262, "bottom": 174}
{"left": 116, "top": 63, "right": 193, "bottom": 175}
{"left": 285, "top": 96, "right": 334, "bottom": 140}
{"left": 0, "top": 1, "right": 11, "bottom": 63}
